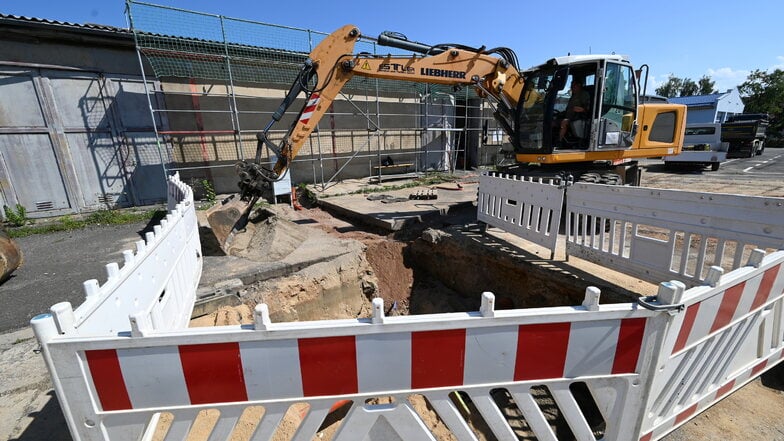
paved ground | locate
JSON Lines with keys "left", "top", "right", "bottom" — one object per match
{"left": 0, "top": 220, "right": 156, "bottom": 333}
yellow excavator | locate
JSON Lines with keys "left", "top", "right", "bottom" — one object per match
{"left": 206, "top": 24, "right": 686, "bottom": 249}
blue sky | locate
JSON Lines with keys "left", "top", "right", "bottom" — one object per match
{"left": 3, "top": 0, "right": 783, "bottom": 94}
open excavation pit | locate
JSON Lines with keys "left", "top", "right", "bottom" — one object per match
{"left": 194, "top": 204, "right": 642, "bottom": 326}
{"left": 187, "top": 204, "right": 647, "bottom": 440}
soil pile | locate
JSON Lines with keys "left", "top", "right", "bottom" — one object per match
{"left": 226, "top": 210, "right": 309, "bottom": 262}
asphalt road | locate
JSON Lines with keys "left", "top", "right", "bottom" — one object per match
{"left": 640, "top": 148, "right": 784, "bottom": 197}
{"left": 0, "top": 220, "right": 156, "bottom": 333}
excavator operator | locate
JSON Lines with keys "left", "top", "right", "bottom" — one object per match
{"left": 557, "top": 76, "right": 591, "bottom": 144}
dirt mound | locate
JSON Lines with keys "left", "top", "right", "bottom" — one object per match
{"left": 226, "top": 211, "right": 309, "bottom": 262}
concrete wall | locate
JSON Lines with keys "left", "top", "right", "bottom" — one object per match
{"left": 160, "top": 78, "right": 460, "bottom": 194}
{"left": 0, "top": 18, "right": 169, "bottom": 218}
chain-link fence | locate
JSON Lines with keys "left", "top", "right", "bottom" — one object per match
{"left": 126, "top": 1, "right": 508, "bottom": 194}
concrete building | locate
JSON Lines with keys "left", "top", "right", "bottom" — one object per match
{"left": 0, "top": 14, "right": 166, "bottom": 218}
{"left": 668, "top": 89, "right": 745, "bottom": 124}
{"left": 0, "top": 13, "right": 488, "bottom": 219}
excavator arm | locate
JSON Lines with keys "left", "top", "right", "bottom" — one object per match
{"left": 207, "top": 24, "right": 527, "bottom": 251}
{"left": 240, "top": 25, "right": 524, "bottom": 200}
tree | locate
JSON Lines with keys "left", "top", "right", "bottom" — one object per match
{"left": 680, "top": 78, "right": 699, "bottom": 96}
{"left": 698, "top": 75, "right": 717, "bottom": 95}
{"left": 655, "top": 75, "right": 683, "bottom": 98}
{"left": 738, "top": 69, "right": 784, "bottom": 140}
{"left": 655, "top": 74, "right": 707, "bottom": 97}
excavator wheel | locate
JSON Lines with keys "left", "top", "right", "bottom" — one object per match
{"left": 599, "top": 173, "right": 623, "bottom": 185}
{"left": 577, "top": 172, "right": 602, "bottom": 183}
{"left": 0, "top": 228, "right": 23, "bottom": 283}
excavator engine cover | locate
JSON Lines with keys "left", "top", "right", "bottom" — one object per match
{"left": 0, "top": 228, "right": 22, "bottom": 283}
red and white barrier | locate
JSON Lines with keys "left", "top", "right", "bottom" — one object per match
{"left": 639, "top": 250, "right": 784, "bottom": 440}
{"left": 32, "top": 175, "right": 784, "bottom": 441}
{"left": 81, "top": 314, "right": 649, "bottom": 412}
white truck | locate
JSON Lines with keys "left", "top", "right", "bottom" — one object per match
{"left": 662, "top": 123, "right": 727, "bottom": 171}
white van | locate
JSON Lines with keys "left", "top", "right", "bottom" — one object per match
{"left": 662, "top": 123, "right": 727, "bottom": 171}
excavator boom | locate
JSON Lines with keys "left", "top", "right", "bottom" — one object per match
{"left": 206, "top": 24, "right": 525, "bottom": 252}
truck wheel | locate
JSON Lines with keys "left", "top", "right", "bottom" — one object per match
{"left": 711, "top": 162, "right": 720, "bottom": 171}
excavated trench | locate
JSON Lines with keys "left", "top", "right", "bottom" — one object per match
{"left": 188, "top": 204, "right": 642, "bottom": 440}
{"left": 196, "top": 204, "right": 637, "bottom": 326}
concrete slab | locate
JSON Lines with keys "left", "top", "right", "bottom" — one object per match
{"left": 318, "top": 181, "right": 479, "bottom": 231}
{"left": 195, "top": 207, "right": 367, "bottom": 315}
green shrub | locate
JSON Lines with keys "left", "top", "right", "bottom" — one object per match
{"left": 3, "top": 204, "right": 27, "bottom": 227}
{"left": 201, "top": 179, "right": 216, "bottom": 203}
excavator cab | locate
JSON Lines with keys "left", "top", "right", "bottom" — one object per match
{"left": 513, "top": 55, "right": 639, "bottom": 155}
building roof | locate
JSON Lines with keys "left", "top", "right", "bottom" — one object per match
{"left": 0, "top": 13, "right": 130, "bottom": 37}
{"left": 0, "top": 13, "right": 125, "bottom": 32}
{"left": 668, "top": 92, "right": 728, "bottom": 106}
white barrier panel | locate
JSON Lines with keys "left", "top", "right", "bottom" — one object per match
{"left": 31, "top": 172, "right": 202, "bottom": 439}
{"left": 638, "top": 250, "right": 784, "bottom": 440}
{"left": 34, "top": 291, "right": 659, "bottom": 441}
{"left": 53, "top": 172, "right": 202, "bottom": 336}
{"left": 565, "top": 183, "right": 784, "bottom": 286}
{"left": 477, "top": 172, "right": 565, "bottom": 256}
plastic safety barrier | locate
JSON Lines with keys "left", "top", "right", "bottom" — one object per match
{"left": 639, "top": 249, "right": 784, "bottom": 440}
{"left": 37, "top": 291, "right": 660, "bottom": 441}
{"left": 565, "top": 183, "right": 784, "bottom": 287}
{"left": 44, "top": 172, "right": 202, "bottom": 336}
{"left": 33, "top": 176, "right": 784, "bottom": 441}
{"left": 477, "top": 172, "right": 565, "bottom": 257}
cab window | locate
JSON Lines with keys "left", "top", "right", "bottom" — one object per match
{"left": 600, "top": 62, "right": 637, "bottom": 146}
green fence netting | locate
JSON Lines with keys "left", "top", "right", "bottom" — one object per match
{"left": 125, "top": 0, "right": 475, "bottom": 97}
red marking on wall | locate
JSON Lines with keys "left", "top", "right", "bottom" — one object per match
{"left": 514, "top": 322, "right": 570, "bottom": 381}
{"left": 85, "top": 349, "right": 132, "bottom": 411}
{"left": 298, "top": 336, "right": 358, "bottom": 396}
{"left": 189, "top": 79, "right": 211, "bottom": 163}
{"left": 179, "top": 342, "right": 248, "bottom": 404}
{"left": 411, "top": 329, "right": 466, "bottom": 388}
